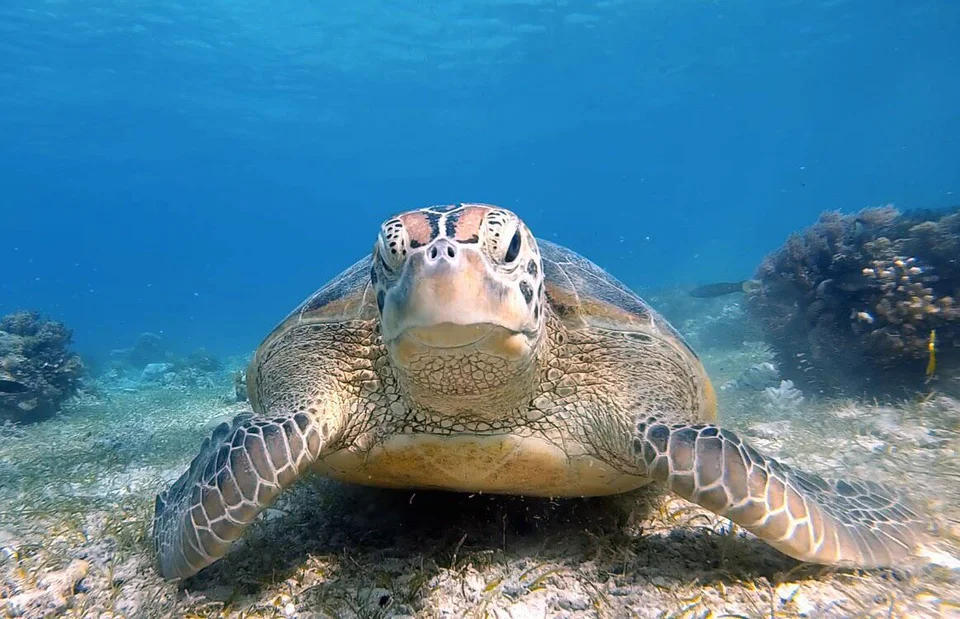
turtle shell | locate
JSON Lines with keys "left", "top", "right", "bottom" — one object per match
{"left": 295, "top": 256, "right": 377, "bottom": 322}
{"left": 539, "top": 240, "right": 696, "bottom": 355}
{"left": 254, "top": 239, "right": 713, "bottom": 420}
{"left": 263, "top": 255, "right": 378, "bottom": 341}
{"left": 265, "top": 241, "right": 695, "bottom": 356}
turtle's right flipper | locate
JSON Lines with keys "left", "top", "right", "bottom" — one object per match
{"left": 633, "top": 417, "right": 929, "bottom": 568}
{"left": 153, "top": 411, "right": 331, "bottom": 579}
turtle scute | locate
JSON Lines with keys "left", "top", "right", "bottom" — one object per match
{"left": 153, "top": 411, "right": 327, "bottom": 579}
{"left": 633, "top": 416, "right": 929, "bottom": 568}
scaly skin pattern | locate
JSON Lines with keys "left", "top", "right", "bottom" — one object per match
{"left": 251, "top": 305, "right": 703, "bottom": 454}
{"left": 632, "top": 418, "right": 926, "bottom": 568}
{"left": 152, "top": 411, "right": 329, "bottom": 579}
{"left": 153, "top": 204, "right": 929, "bottom": 580}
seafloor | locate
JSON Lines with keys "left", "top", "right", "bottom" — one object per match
{"left": 1, "top": 297, "right": 959, "bottom": 618}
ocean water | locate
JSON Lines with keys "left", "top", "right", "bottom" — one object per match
{"left": 3, "top": 0, "right": 958, "bottom": 359}
{"left": 2, "top": 1, "right": 960, "bottom": 616}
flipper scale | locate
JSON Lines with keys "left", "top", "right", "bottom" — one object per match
{"left": 634, "top": 417, "right": 928, "bottom": 567}
{"left": 153, "top": 411, "right": 327, "bottom": 579}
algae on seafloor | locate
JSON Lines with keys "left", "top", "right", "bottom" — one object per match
{"left": 0, "top": 342, "right": 959, "bottom": 616}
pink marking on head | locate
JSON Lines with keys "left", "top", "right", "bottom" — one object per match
{"left": 399, "top": 211, "right": 437, "bottom": 247}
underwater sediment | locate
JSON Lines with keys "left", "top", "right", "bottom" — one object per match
{"left": 746, "top": 205, "right": 960, "bottom": 396}
{"left": 2, "top": 346, "right": 959, "bottom": 616}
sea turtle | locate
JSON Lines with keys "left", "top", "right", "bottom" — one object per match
{"left": 153, "top": 204, "right": 928, "bottom": 579}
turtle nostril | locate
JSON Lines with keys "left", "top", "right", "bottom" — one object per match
{"left": 427, "top": 239, "right": 457, "bottom": 262}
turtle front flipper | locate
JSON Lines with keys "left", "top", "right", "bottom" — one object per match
{"left": 153, "top": 411, "right": 333, "bottom": 579}
{"left": 633, "top": 417, "right": 928, "bottom": 568}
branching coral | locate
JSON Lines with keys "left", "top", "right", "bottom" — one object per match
{"left": 0, "top": 311, "right": 84, "bottom": 423}
{"left": 746, "top": 205, "right": 960, "bottom": 396}
{"left": 763, "top": 380, "right": 805, "bottom": 414}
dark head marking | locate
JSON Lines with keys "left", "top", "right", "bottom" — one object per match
{"left": 519, "top": 280, "right": 534, "bottom": 304}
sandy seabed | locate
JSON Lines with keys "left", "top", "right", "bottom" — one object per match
{"left": 1, "top": 342, "right": 959, "bottom": 618}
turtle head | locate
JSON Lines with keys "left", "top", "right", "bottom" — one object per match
{"left": 371, "top": 204, "right": 545, "bottom": 413}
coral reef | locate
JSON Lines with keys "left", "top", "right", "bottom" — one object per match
{"left": 108, "top": 332, "right": 169, "bottom": 369}
{"left": 102, "top": 333, "right": 231, "bottom": 393}
{"left": 0, "top": 311, "right": 84, "bottom": 423}
{"left": 185, "top": 348, "right": 222, "bottom": 373}
{"left": 746, "top": 205, "right": 960, "bottom": 396}
{"left": 101, "top": 359, "right": 222, "bottom": 392}
{"left": 720, "top": 361, "right": 780, "bottom": 392}
{"left": 762, "top": 380, "right": 805, "bottom": 415}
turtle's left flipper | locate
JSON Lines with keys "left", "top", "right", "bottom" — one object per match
{"left": 632, "top": 416, "right": 929, "bottom": 568}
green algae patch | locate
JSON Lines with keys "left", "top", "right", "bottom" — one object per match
{"left": 0, "top": 378, "right": 958, "bottom": 617}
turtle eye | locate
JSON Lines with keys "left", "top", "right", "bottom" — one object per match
{"left": 504, "top": 230, "right": 522, "bottom": 263}
{"left": 378, "top": 218, "right": 408, "bottom": 271}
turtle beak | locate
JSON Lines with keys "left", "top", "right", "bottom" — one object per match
{"left": 379, "top": 240, "right": 534, "bottom": 347}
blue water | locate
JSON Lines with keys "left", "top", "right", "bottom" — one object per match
{"left": 2, "top": 0, "right": 958, "bottom": 360}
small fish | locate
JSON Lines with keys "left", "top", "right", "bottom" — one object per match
{"left": 689, "top": 280, "right": 760, "bottom": 298}
{"left": 0, "top": 370, "right": 29, "bottom": 394}
{"left": 926, "top": 330, "right": 937, "bottom": 377}
{"left": 853, "top": 310, "right": 875, "bottom": 324}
